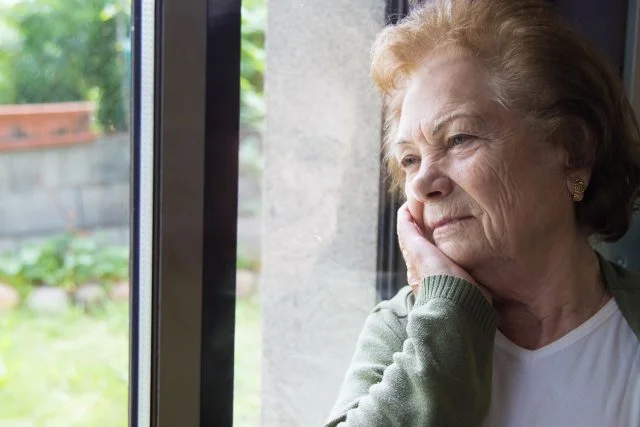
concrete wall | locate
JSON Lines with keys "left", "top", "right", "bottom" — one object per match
{"left": 0, "top": 134, "right": 130, "bottom": 251}
{"left": 0, "top": 130, "right": 263, "bottom": 262}
{"left": 262, "top": 0, "right": 385, "bottom": 425}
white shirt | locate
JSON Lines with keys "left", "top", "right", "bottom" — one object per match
{"left": 484, "top": 298, "right": 640, "bottom": 427}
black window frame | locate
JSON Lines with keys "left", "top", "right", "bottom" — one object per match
{"left": 376, "top": 0, "right": 409, "bottom": 301}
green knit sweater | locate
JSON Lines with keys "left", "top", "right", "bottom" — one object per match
{"left": 324, "top": 253, "right": 640, "bottom": 426}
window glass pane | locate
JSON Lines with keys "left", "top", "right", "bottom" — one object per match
{"left": 235, "top": 0, "right": 385, "bottom": 425}
{"left": 0, "top": 1, "right": 131, "bottom": 425}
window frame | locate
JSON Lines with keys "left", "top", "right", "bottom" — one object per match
{"left": 130, "top": 0, "right": 241, "bottom": 425}
{"left": 376, "top": 0, "right": 409, "bottom": 301}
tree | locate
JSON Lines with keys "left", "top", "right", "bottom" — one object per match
{"left": 1, "top": 0, "right": 129, "bottom": 132}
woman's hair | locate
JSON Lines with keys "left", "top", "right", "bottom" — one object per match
{"left": 372, "top": 0, "right": 640, "bottom": 242}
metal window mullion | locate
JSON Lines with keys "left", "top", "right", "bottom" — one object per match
{"left": 151, "top": 0, "right": 208, "bottom": 425}
{"left": 131, "top": 0, "right": 156, "bottom": 425}
{"left": 376, "top": 0, "right": 409, "bottom": 301}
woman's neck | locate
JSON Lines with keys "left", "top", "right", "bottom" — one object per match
{"left": 474, "top": 238, "right": 610, "bottom": 350}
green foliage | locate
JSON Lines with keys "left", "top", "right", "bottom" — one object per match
{"left": 0, "top": 18, "right": 20, "bottom": 105}
{"left": 0, "top": 0, "right": 263, "bottom": 132}
{"left": 0, "top": 0, "right": 129, "bottom": 132}
{"left": 241, "top": 0, "right": 266, "bottom": 130}
{"left": 0, "top": 234, "right": 129, "bottom": 292}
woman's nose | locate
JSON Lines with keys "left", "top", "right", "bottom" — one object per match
{"left": 409, "top": 162, "right": 453, "bottom": 202}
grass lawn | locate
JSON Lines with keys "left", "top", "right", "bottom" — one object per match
{"left": 0, "top": 296, "right": 261, "bottom": 427}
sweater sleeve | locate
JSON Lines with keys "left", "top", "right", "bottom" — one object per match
{"left": 323, "top": 275, "right": 498, "bottom": 427}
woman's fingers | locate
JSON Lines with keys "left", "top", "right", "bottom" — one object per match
{"left": 397, "top": 203, "right": 441, "bottom": 266}
{"left": 397, "top": 204, "right": 428, "bottom": 254}
{"left": 397, "top": 202, "right": 423, "bottom": 237}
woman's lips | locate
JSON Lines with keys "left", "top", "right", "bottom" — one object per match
{"left": 431, "top": 216, "right": 474, "bottom": 230}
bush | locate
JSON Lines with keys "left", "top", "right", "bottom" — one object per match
{"left": 241, "top": 0, "right": 266, "bottom": 130}
{"left": 0, "top": 0, "right": 129, "bottom": 132}
{"left": 0, "top": 234, "right": 129, "bottom": 294}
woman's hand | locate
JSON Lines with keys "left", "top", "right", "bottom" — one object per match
{"left": 397, "top": 202, "right": 492, "bottom": 303}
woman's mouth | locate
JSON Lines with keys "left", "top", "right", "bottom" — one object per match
{"left": 431, "top": 216, "right": 474, "bottom": 231}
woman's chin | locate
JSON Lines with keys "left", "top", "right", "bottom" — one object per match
{"left": 436, "top": 240, "right": 485, "bottom": 270}
{"left": 432, "top": 218, "right": 486, "bottom": 267}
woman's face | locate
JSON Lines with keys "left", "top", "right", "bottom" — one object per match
{"left": 394, "top": 48, "right": 576, "bottom": 270}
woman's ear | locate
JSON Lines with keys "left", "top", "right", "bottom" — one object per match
{"left": 562, "top": 148, "right": 590, "bottom": 199}
{"left": 562, "top": 120, "right": 596, "bottom": 169}
{"left": 562, "top": 145, "right": 593, "bottom": 202}
{"left": 559, "top": 120, "right": 595, "bottom": 200}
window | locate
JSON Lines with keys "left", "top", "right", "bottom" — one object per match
{"left": 2, "top": 0, "right": 639, "bottom": 426}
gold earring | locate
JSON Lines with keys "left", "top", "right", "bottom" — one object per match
{"left": 572, "top": 177, "right": 585, "bottom": 202}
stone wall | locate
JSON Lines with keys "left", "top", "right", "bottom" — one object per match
{"left": 262, "top": 0, "right": 385, "bottom": 425}
{"left": 0, "top": 134, "right": 130, "bottom": 251}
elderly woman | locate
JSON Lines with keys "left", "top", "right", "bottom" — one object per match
{"left": 325, "top": 0, "right": 640, "bottom": 426}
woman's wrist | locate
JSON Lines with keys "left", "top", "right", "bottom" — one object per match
{"left": 415, "top": 275, "right": 497, "bottom": 335}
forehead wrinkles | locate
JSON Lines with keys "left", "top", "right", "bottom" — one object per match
{"left": 400, "top": 103, "right": 485, "bottom": 145}
{"left": 414, "top": 118, "right": 430, "bottom": 147}
{"left": 401, "top": 81, "right": 490, "bottom": 130}
{"left": 395, "top": 50, "right": 497, "bottom": 146}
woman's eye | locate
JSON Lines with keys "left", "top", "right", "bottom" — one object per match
{"left": 449, "top": 134, "right": 474, "bottom": 146}
{"left": 400, "top": 156, "right": 419, "bottom": 169}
